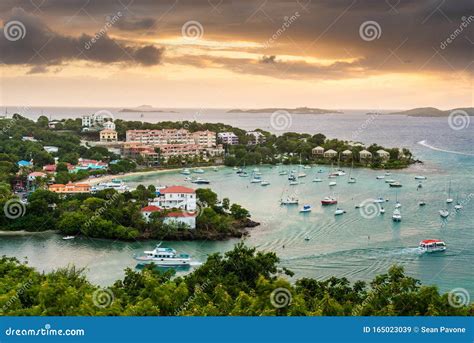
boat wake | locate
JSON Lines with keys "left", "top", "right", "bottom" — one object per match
{"left": 417, "top": 140, "right": 474, "bottom": 157}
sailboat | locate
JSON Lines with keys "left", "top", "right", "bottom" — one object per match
{"left": 439, "top": 209, "right": 449, "bottom": 218}
{"left": 392, "top": 209, "right": 402, "bottom": 222}
{"left": 454, "top": 195, "right": 463, "bottom": 210}
{"left": 347, "top": 161, "right": 356, "bottom": 183}
{"left": 446, "top": 181, "right": 453, "bottom": 203}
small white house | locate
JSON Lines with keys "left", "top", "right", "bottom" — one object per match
{"left": 377, "top": 149, "right": 390, "bottom": 161}
{"left": 323, "top": 149, "right": 338, "bottom": 158}
{"left": 141, "top": 205, "right": 162, "bottom": 222}
{"left": 312, "top": 146, "right": 325, "bottom": 156}
{"left": 164, "top": 212, "right": 196, "bottom": 229}
{"left": 359, "top": 150, "right": 373, "bottom": 160}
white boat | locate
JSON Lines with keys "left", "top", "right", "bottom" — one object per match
{"left": 334, "top": 208, "right": 346, "bottom": 215}
{"left": 385, "top": 179, "right": 396, "bottom": 183}
{"left": 91, "top": 179, "right": 129, "bottom": 193}
{"left": 454, "top": 203, "right": 463, "bottom": 210}
{"left": 213, "top": 167, "right": 218, "bottom": 172}
{"left": 253, "top": 168, "right": 260, "bottom": 173}
{"left": 376, "top": 175, "right": 385, "bottom": 179}
{"left": 250, "top": 178, "right": 262, "bottom": 183}
{"left": 280, "top": 196, "right": 299, "bottom": 205}
{"left": 392, "top": 209, "right": 402, "bottom": 222}
{"left": 348, "top": 177, "right": 356, "bottom": 184}
{"left": 299, "top": 204, "right": 312, "bottom": 213}
{"left": 261, "top": 181, "right": 270, "bottom": 186}
{"left": 134, "top": 244, "right": 191, "bottom": 266}
{"left": 191, "top": 177, "right": 210, "bottom": 184}
{"left": 62, "top": 236, "right": 75, "bottom": 240}
{"left": 439, "top": 209, "right": 449, "bottom": 218}
{"left": 279, "top": 170, "right": 288, "bottom": 175}
{"left": 297, "top": 172, "right": 307, "bottom": 178}
{"left": 385, "top": 172, "right": 391, "bottom": 176}
{"left": 312, "top": 178, "right": 322, "bottom": 182}
{"left": 415, "top": 176, "right": 427, "bottom": 180}
{"left": 395, "top": 202, "right": 401, "bottom": 209}
{"left": 373, "top": 197, "right": 386, "bottom": 203}
{"left": 181, "top": 168, "right": 191, "bottom": 175}
{"left": 255, "top": 172, "right": 262, "bottom": 176}
{"left": 329, "top": 181, "right": 337, "bottom": 187}
{"left": 289, "top": 180, "right": 299, "bottom": 185}
{"left": 380, "top": 207, "right": 385, "bottom": 214}
{"left": 446, "top": 181, "right": 453, "bottom": 203}
{"left": 389, "top": 181, "right": 403, "bottom": 188}
{"left": 193, "top": 168, "right": 205, "bottom": 174}
{"left": 233, "top": 166, "right": 238, "bottom": 170}
{"left": 419, "top": 239, "right": 446, "bottom": 253}
{"left": 303, "top": 165, "right": 311, "bottom": 169}
{"left": 419, "top": 201, "right": 426, "bottom": 206}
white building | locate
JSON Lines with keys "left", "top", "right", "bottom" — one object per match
{"left": 141, "top": 205, "right": 162, "bottom": 221}
{"left": 312, "top": 146, "right": 325, "bottom": 156}
{"left": 192, "top": 130, "right": 216, "bottom": 147}
{"left": 246, "top": 131, "right": 266, "bottom": 145}
{"left": 103, "top": 121, "right": 116, "bottom": 130}
{"left": 164, "top": 212, "right": 196, "bottom": 229}
{"left": 377, "top": 149, "right": 390, "bottom": 161}
{"left": 217, "top": 132, "right": 239, "bottom": 145}
{"left": 44, "top": 146, "right": 59, "bottom": 154}
{"left": 150, "top": 186, "right": 196, "bottom": 211}
{"left": 323, "top": 149, "right": 338, "bottom": 158}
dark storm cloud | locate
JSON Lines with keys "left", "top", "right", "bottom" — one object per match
{"left": 0, "top": 7, "right": 164, "bottom": 72}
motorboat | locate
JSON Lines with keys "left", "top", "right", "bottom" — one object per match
{"left": 312, "top": 178, "right": 322, "bottom": 182}
{"left": 321, "top": 197, "right": 337, "bottom": 205}
{"left": 385, "top": 179, "right": 396, "bottom": 183}
{"left": 300, "top": 205, "right": 312, "bottom": 213}
{"left": 329, "top": 181, "right": 337, "bottom": 187}
{"left": 419, "top": 201, "right": 426, "bottom": 206}
{"left": 347, "top": 177, "right": 356, "bottom": 184}
{"left": 392, "top": 209, "right": 402, "bottom": 222}
{"left": 415, "top": 176, "right": 427, "bottom": 180}
{"left": 418, "top": 239, "right": 446, "bottom": 253}
{"left": 134, "top": 244, "right": 191, "bottom": 266}
{"left": 395, "top": 202, "right": 401, "bottom": 209}
{"left": 454, "top": 202, "right": 463, "bottom": 210}
{"left": 288, "top": 174, "right": 297, "bottom": 181}
{"left": 303, "top": 165, "right": 311, "bottom": 169}
{"left": 280, "top": 196, "right": 299, "bottom": 205}
{"left": 181, "top": 168, "right": 191, "bottom": 175}
{"left": 191, "top": 178, "right": 210, "bottom": 184}
{"left": 380, "top": 207, "right": 385, "bottom": 214}
{"left": 334, "top": 208, "right": 346, "bottom": 215}
{"left": 250, "top": 177, "right": 262, "bottom": 183}
{"left": 355, "top": 203, "right": 364, "bottom": 209}
{"left": 384, "top": 172, "right": 391, "bottom": 176}
{"left": 297, "top": 172, "right": 307, "bottom": 178}
{"left": 279, "top": 170, "right": 288, "bottom": 175}
{"left": 289, "top": 180, "right": 299, "bottom": 186}
{"left": 261, "top": 181, "right": 270, "bottom": 186}
{"left": 389, "top": 181, "right": 402, "bottom": 188}
{"left": 239, "top": 172, "right": 249, "bottom": 177}
{"left": 373, "top": 197, "right": 386, "bottom": 203}
{"left": 62, "top": 236, "right": 75, "bottom": 240}
{"left": 439, "top": 209, "right": 449, "bottom": 218}
{"left": 193, "top": 168, "right": 205, "bottom": 174}
{"left": 376, "top": 175, "right": 385, "bottom": 179}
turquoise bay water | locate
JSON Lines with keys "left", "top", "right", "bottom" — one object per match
{"left": 0, "top": 110, "right": 473, "bottom": 294}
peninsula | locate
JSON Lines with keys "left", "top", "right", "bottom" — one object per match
{"left": 227, "top": 107, "right": 343, "bottom": 114}
{"left": 387, "top": 107, "right": 474, "bottom": 117}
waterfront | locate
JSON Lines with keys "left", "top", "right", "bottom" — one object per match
{"left": 0, "top": 109, "right": 473, "bottom": 294}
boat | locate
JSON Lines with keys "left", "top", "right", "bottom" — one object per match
{"left": 419, "top": 239, "right": 446, "bottom": 253}
{"left": 321, "top": 196, "right": 337, "bottom": 205}
{"left": 376, "top": 175, "right": 385, "bottom": 179}
{"left": 417, "top": 183, "right": 423, "bottom": 189}
{"left": 213, "top": 167, "right": 218, "bottom": 172}
{"left": 255, "top": 172, "right": 262, "bottom": 176}
{"left": 336, "top": 170, "right": 346, "bottom": 176}
{"left": 389, "top": 181, "right": 402, "bottom": 188}
{"left": 261, "top": 180, "right": 270, "bottom": 186}
{"left": 419, "top": 201, "right": 426, "bottom": 206}
{"left": 304, "top": 237, "right": 310, "bottom": 241}
{"left": 288, "top": 174, "right": 297, "bottom": 181}
{"left": 385, "top": 179, "right": 396, "bottom": 183}
{"left": 193, "top": 168, "right": 205, "bottom": 174}
{"left": 303, "top": 165, "right": 311, "bottom": 169}
{"left": 233, "top": 166, "right": 238, "bottom": 171}
{"left": 236, "top": 168, "right": 243, "bottom": 174}
{"left": 299, "top": 205, "right": 312, "bottom": 213}
{"left": 334, "top": 208, "right": 346, "bottom": 215}
{"left": 395, "top": 202, "right": 401, "bottom": 209}
{"left": 415, "top": 176, "right": 427, "bottom": 180}
{"left": 312, "top": 178, "right": 322, "bottom": 182}
{"left": 180, "top": 168, "right": 191, "bottom": 175}
{"left": 191, "top": 178, "right": 210, "bottom": 184}
{"left": 317, "top": 169, "right": 323, "bottom": 173}
{"left": 62, "top": 236, "right": 75, "bottom": 240}
{"left": 279, "top": 170, "right": 288, "bottom": 175}
{"left": 355, "top": 203, "right": 364, "bottom": 209}
{"left": 184, "top": 176, "right": 192, "bottom": 181}
{"left": 250, "top": 177, "right": 262, "bottom": 183}
{"left": 239, "top": 172, "right": 249, "bottom": 177}
{"left": 134, "top": 244, "right": 191, "bottom": 266}
{"left": 454, "top": 202, "right": 463, "bottom": 210}
{"left": 380, "top": 207, "right": 385, "bottom": 214}
{"left": 91, "top": 179, "right": 129, "bottom": 193}
{"left": 253, "top": 168, "right": 260, "bottom": 173}
{"left": 439, "top": 209, "right": 449, "bottom": 218}
{"left": 446, "top": 181, "right": 453, "bottom": 203}
{"left": 280, "top": 196, "right": 299, "bottom": 205}
{"left": 329, "top": 181, "right": 337, "bottom": 187}
{"left": 348, "top": 177, "right": 356, "bottom": 184}
{"left": 289, "top": 180, "right": 299, "bottom": 185}
{"left": 385, "top": 172, "right": 391, "bottom": 176}
{"left": 297, "top": 172, "right": 307, "bottom": 178}
{"left": 392, "top": 209, "right": 402, "bottom": 222}
{"left": 373, "top": 197, "right": 386, "bottom": 203}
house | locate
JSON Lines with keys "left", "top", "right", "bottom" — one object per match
{"left": 150, "top": 185, "right": 196, "bottom": 211}
{"left": 21, "top": 136, "right": 37, "bottom": 142}
{"left": 341, "top": 149, "right": 352, "bottom": 159}
{"left": 323, "top": 149, "right": 338, "bottom": 158}
{"left": 17, "top": 160, "right": 32, "bottom": 168}
{"left": 246, "top": 131, "right": 266, "bottom": 145}
{"left": 359, "top": 150, "right": 373, "bottom": 160}
{"left": 27, "top": 171, "right": 47, "bottom": 182}
{"left": 377, "top": 149, "right": 390, "bottom": 161}
{"left": 100, "top": 129, "right": 118, "bottom": 142}
{"left": 103, "top": 121, "right": 116, "bottom": 130}
{"left": 217, "top": 132, "right": 239, "bottom": 145}
{"left": 48, "top": 120, "right": 60, "bottom": 129}
{"left": 141, "top": 205, "right": 162, "bottom": 222}
{"left": 164, "top": 211, "right": 196, "bottom": 229}
{"left": 75, "top": 158, "right": 108, "bottom": 171}
{"left": 48, "top": 182, "right": 91, "bottom": 194}
{"left": 44, "top": 146, "right": 59, "bottom": 154}
{"left": 312, "top": 146, "right": 325, "bottom": 156}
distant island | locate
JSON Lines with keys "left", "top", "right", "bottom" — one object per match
{"left": 119, "top": 105, "right": 178, "bottom": 113}
{"left": 386, "top": 107, "right": 474, "bottom": 117}
{"left": 227, "top": 107, "right": 343, "bottom": 114}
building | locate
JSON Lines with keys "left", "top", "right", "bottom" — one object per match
{"left": 48, "top": 182, "right": 91, "bottom": 194}
{"left": 100, "top": 129, "right": 118, "bottom": 142}
{"left": 48, "top": 120, "right": 60, "bottom": 129}
{"left": 312, "top": 146, "right": 325, "bottom": 156}
{"left": 341, "top": 149, "right": 353, "bottom": 159}
{"left": 164, "top": 211, "right": 196, "bottom": 229}
{"left": 217, "top": 132, "right": 239, "bottom": 145}
{"left": 103, "top": 121, "right": 116, "bottom": 130}
{"left": 27, "top": 171, "right": 47, "bottom": 182}
{"left": 43, "top": 163, "right": 74, "bottom": 173}
{"left": 44, "top": 146, "right": 59, "bottom": 154}
{"left": 126, "top": 129, "right": 196, "bottom": 145}
{"left": 141, "top": 205, "right": 162, "bottom": 222}
{"left": 17, "top": 160, "right": 32, "bottom": 168}
{"left": 246, "top": 131, "right": 266, "bottom": 145}
{"left": 82, "top": 113, "right": 114, "bottom": 130}
{"left": 150, "top": 185, "right": 196, "bottom": 211}
{"left": 377, "top": 149, "right": 390, "bottom": 161}
{"left": 359, "top": 150, "right": 373, "bottom": 160}
{"left": 323, "top": 149, "right": 338, "bottom": 158}
{"left": 75, "top": 158, "right": 108, "bottom": 171}
{"left": 22, "top": 136, "right": 37, "bottom": 142}
{"left": 192, "top": 130, "right": 216, "bottom": 147}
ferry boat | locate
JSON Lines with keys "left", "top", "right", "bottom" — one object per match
{"left": 334, "top": 208, "right": 346, "bottom": 215}
{"left": 91, "top": 179, "right": 129, "bottom": 193}
{"left": 321, "top": 196, "right": 337, "bottom": 205}
{"left": 392, "top": 209, "right": 402, "bottom": 222}
{"left": 191, "top": 177, "right": 210, "bottom": 184}
{"left": 181, "top": 168, "right": 191, "bottom": 175}
{"left": 439, "top": 209, "right": 449, "bottom": 218}
{"left": 419, "top": 239, "right": 446, "bottom": 253}
{"left": 299, "top": 205, "right": 312, "bottom": 213}
{"left": 261, "top": 180, "right": 270, "bottom": 186}
{"left": 134, "top": 244, "right": 191, "bottom": 266}
{"left": 280, "top": 196, "right": 299, "bottom": 205}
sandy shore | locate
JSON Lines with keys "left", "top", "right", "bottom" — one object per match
{"left": 83, "top": 165, "right": 221, "bottom": 185}
{"left": 0, "top": 230, "right": 57, "bottom": 236}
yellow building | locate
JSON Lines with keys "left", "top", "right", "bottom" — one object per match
{"left": 100, "top": 129, "right": 118, "bottom": 142}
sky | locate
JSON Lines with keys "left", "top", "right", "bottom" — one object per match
{"left": 0, "top": 0, "right": 472, "bottom": 109}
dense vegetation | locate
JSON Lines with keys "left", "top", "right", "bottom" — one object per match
{"left": 0, "top": 186, "right": 254, "bottom": 240}
{"left": 0, "top": 244, "right": 471, "bottom": 316}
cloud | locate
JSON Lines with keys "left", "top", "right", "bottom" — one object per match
{"left": 260, "top": 55, "right": 277, "bottom": 64}
{"left": 0, "top": 7, "right": 164, "bottom": 72}
{"left": 116, "top": 17, "right": 156, "bottom": 31}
